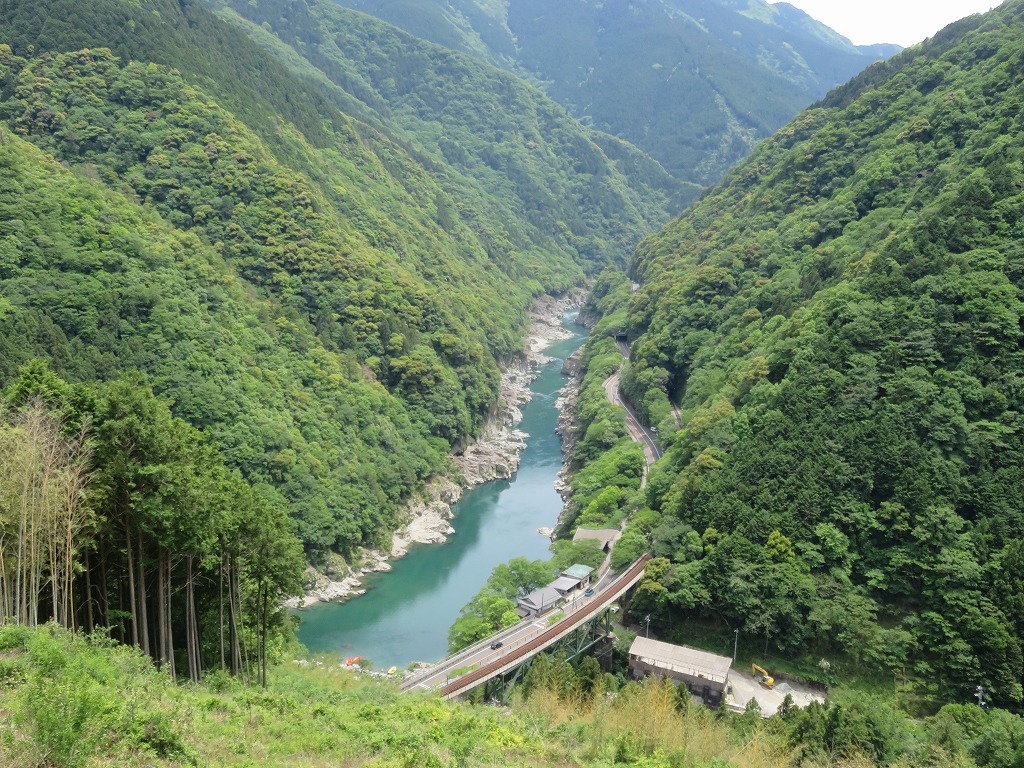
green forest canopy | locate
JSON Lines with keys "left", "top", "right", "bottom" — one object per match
{"left": 595, "top": 0, "right": 1024, "bottom": 708}
{"left": 0, "top": 0, "right": 679, "bottom": 563}
{"left": 325, "top": 0, "right": 898, "bottom": 184}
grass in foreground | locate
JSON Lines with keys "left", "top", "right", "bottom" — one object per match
{"left": 0, "top": 624, "right": 801, "bottom": 767}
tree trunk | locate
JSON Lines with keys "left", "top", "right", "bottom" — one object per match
{"left": 138, "top": 529, "right": 150, "bottom": 658}
{"left": 227, "top": 555, "right": 240, "bottom": 676}
{"left": 261, "top": 585, "right": 269, "bottom": 690}
{"left": 219, "top": 550, "right": 226, "bottom": 673}
{"left": 186, "top": 555, "right": 201, "bottom": 682}
{"left": 156, "top": 549, "right": 167, "bottom": 671}
{"left": 100, "top": 535, "right": 113, "bottom": 639}
{"left": 14, "top": 427, "right": 28, "bottom": 625}
{"left": 126, "top": 525, "right": 139, "bottom": 648}
{"left": 166, "top": 552, "right": 176, "bottom": 682}
{"left": 234, "top": 561, "right": 250, "bottom": 684}
{"left": 0, "top": 543, "right": 10, "bottom": 620}
{"left": 84, "top": 547, "right": 94, "bottom": 633}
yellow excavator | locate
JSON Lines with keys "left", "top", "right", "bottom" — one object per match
{"left": 752, "top": 664, "right": 775, "bottom": 688}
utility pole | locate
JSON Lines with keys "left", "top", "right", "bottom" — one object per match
{"left": 733, "top": 628, "right": 739, "bottom": 665}
{"left": 644, "top": 615, "right": 651, "bottom": 638}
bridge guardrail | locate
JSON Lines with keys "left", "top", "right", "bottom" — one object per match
{"left": 402, "top": 574, "right": 615, "bottom": 692}
{"left": 438, "top": 554, "right": 651, "bottom": 699}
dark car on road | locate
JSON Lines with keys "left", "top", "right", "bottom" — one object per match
{"left": 490, "top": 640, "right": 503, "bottom": 650}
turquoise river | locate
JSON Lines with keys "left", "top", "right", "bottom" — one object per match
{"left": 296, "top": 315, "right": 588, "bottom": 669}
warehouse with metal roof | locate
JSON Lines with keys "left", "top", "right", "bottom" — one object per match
{"left": 628, "top": 637, "right": 732, "bottom": 707}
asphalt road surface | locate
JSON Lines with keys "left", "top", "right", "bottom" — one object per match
{"left": 604, "top": 360, "right": 662, "bottom": 466}
{"left": 403, "top": 572, "right": 616, "bottom": 692}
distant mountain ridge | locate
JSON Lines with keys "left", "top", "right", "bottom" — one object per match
{"left": 326, "top": 0, "right": 900, "bottom": 183}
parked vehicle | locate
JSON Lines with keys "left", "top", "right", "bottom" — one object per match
{"left": 752, "top": 663, "right": 774, "bottom": 688}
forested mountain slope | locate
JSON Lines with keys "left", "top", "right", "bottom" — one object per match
{"left": 326, "top": 0, "right": 899, "bottom": 184}
{"left": 0, "top": 128, "right": 308, "bottom": 678}
{"left": 205, "top": 0, "right": 698, "bottom": 242}
{"left": 611, "top": 0, "right": 1024, "bottom": 707}
{"left": 0, "top": 0, "right": 676, "bottom": 561}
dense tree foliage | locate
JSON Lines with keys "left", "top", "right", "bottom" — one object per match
{"left": 0, "top": 0, "right": 678, "bottom": 564}
{"left": 0, "top": 117, "right": 452, "bottom": 558}
{"left": 326, "top": 0, "right": 898, "bottom": 184}
{"left": 589, "top": 0, "right": 1024, "bottom": 708}
{"left": 0, "top": 363, "right": 304, "bottom": 685}
{"left": 209, "top": 0, "right": 693, "bottom": 261}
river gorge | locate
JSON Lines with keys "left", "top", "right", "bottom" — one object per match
{"left": 295, "top": 313, "right": 588, "bottom": 669}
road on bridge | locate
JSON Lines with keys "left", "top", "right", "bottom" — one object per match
{"left": 401, "top": 557, "right": 650, "bottom": 697}
{"left": 437, "top": 554, "right": 650, "bottom": 699}
{"left": 401, "top": 567, "right": 620, "bottom": 693}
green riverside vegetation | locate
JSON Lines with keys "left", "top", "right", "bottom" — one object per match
{"left": 4, "top": 0, "right": 1024, "bottom": 764}
{"left": 575, "top": 0, "right": 1024, "bottom": 720}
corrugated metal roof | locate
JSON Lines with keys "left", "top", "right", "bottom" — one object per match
{"left": 562, "top": 563, "right": 595, "bottom": 579}
{"left": 550, "top": 576, "right": 581, "bottom": 593}
{"left": 628, "top": 637, "right": 731, "bottom": 684}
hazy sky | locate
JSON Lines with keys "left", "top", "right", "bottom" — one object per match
{"left": 776, "top": 0, "right": 1003, "bottom": 46}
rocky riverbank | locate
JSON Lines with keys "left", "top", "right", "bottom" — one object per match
{"left": 554, "top": 346, "right": 585, "bottom": 530}
{"left": 287, "top": 293, "right": 585, "bottom": 609}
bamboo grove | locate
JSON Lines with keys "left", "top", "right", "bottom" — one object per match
{"left": 0, "top": 361, "right": 304, "bottom": 686}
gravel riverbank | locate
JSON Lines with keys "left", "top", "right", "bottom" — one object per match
{"left": 288, "top": 293, "right": 585, "bottom": 609}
